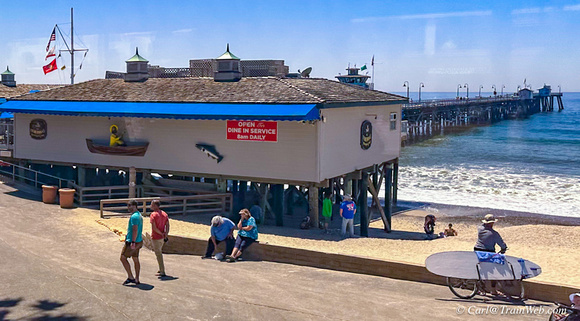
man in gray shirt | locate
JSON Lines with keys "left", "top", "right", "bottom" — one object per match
{"left": 474, "top": 214, "right": 507, "bottom": 253}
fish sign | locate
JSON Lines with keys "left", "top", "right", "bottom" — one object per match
{"left": 195, "top": 144, "right": 224, "bottom": 163}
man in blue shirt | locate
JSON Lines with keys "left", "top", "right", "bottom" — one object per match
{"left": 202, "top": 215, "right": 236, "bottom": 259}
{"left": 120, "top": 199, "right": 143, "bottom": 285}
{"left": 340, "top": 194, "right": 357, "bottom": 238}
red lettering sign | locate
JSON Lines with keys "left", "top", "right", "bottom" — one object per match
{"left": 226, "top": 121, "right": 278, "bottom": 142}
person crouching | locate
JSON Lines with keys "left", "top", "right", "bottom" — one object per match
{"left": 202, "top": 215, "right": 236, "bottom": 260}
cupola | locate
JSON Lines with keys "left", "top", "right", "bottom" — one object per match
{"left": 124, "top": 48, "right": 149, "bottom": 82}
{"left": 214, "top": 44, "right": 241, "bottom": 82}
{"left": 1, "top": 66, "right": 16, "bottom": 87}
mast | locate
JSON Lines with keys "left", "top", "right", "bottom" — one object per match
{"left": 70, "top": 7, "right": 74, "bottom": 85}
{"left": 70, "top": 8, "right": 75, "bottom": 85}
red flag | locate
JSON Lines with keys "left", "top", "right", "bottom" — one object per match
{"left": 45, "top": 47, "right": 56, "bottom": 60}
{"left": 46, "top": 27, "right": 56, "bottom": 52}
{"left": 43, "top": 59, "right": 57, "bottom": 75}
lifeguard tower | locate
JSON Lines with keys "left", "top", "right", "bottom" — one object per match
{"left": 335, "top": 66, "right": 371, "bottom": 89}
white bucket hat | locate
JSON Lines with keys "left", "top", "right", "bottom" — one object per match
{"left": 481, "top": 214, "right": 498, "bottom": 224}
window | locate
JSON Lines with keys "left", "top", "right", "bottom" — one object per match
{"left": 390, "top": 112, "right": 397, "bottom": 130}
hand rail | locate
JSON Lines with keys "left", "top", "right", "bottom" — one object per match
{"left": 0, "top": 160, "right": 74, "bottom": 189}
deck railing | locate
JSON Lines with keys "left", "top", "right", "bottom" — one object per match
{"left": 100, "top": 193, "right": 233, "bottom": 218}
{"left": 0, "top": 160, "right": 73, "bottom": 189}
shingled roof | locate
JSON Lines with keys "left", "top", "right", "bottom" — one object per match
{"left": 13, "top": 77, "right": 407, "bottom": 105}
{"left": 0, "top": 84, "right": 63, "bottom": 99}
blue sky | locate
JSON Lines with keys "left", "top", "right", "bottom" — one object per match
{"left": 1, "top": 0, "right": 579, "bottom": 92}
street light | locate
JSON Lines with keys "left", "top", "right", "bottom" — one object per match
{"left": 457, "top": 84, "right": 462, "bottom": 98}
{"left": 517, "top": 85, "right": 521, "bottom": 93}
{"left": 558, "top": 85, "right": 561, "bottom": 93}
{"left": 419, "top": 82, "right": 425, "bottom": 102}
{"left": 501, "top": 85, "right": 505, "bottom": 96}
{"left": 492, "top": 85, "right": 497, "bottom": 97}
{"left": 479, "top": 85, "right": 483, "bottom": 97}
{"left": 403, "top": 81, "right": 410, "bottom": 99}
{"left": 464, "top": 83, "right": 469, "bottom": 99}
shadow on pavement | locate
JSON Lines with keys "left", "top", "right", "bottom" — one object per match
{"left": 0, "top": 297, "right": 87, "bottom": 321}
{"left": 158, "top": 275, "right": 179, "bottom": 281}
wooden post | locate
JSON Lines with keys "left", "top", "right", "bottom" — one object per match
{"left": 271, "top": 184, "right": 284, "bottom": 226}
{"left": 217, "top": 178, "right": 227, "bottom": 193}
{"left": 286, "top": 185, "right": 295, "bottom": 216}
{"left": 367, "top": 177, "right": 390, "bottom": 232}
{"left": 359, "top": 172, "right": 369, "bottom": 237}
{"left": 77, "top": 166, "right": 86, "bottom": 187}
{"left": 308, "top": 186, "right": 319, "bottom": 228}
{"left": 128, "top": 166, "right": 136, "bottom": 199}
{"left": 384, "top": 163, "right": 392, "bottom": 231}
{"left": 393, "top": 159, "right": 399, "bottom": 206}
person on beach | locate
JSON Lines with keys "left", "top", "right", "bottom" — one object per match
{"left": 474, "top": 214, "right": 507, "bottom": 253}
{"left": 202, "top": 215, "right": 236, "bottom": 260}
{"left": 150, "top": 200, "right": 169, "bottom": 277}
{"left": 473, "top": 214, "right": 507, "bottom": 296}
{"left": 339, "top": 194, "right": 356, "bottom": 238}
{"left": 226, "top": 209, "right": 258, "bottom": 262}
{"left": 424, "top": 214, "right": 437, "bottom": 239}
{"left": 552, "top": 293, "right": 580, "bottom": 321}
{"left": 444, "top": 223, "right": 458, "bottom": 237}
{"left": 322, "top": 191, "right": 333, "bottom": 234}
{"left": 120, "top": 200, "right": 143, "bottom": 285}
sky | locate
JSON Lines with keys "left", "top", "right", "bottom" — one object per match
{"left": 1, "top": 0, "right": 579, "bottom": 92}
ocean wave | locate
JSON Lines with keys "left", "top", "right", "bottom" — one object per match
{"left": 388, "top": 165, "right": 580, "bottom": 218}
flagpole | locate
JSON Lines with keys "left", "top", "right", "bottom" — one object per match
{"left": 70, "top": 7, "right": 74, "bottom": 85}
{"left": 371, "top": 55, "right": 375, "bottom": 90}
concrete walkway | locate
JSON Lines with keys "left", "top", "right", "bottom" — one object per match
{"left": 0, "top": 183, "right": 555, "bottom": 320}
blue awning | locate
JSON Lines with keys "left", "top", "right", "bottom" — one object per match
{"left": 0, "top": 101, "right": 320, "bottom": 121}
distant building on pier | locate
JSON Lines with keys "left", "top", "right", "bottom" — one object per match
{"left": 335, "top": 66, "right": 371, "bottom": 89}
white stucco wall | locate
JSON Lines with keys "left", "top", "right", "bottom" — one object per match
{"left": 14, "top": 114, "right": 318, "bottom": 183}
{"left": 318, "top": 104, "right": 401, "bottom": 181}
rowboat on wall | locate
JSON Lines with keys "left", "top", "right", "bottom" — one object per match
{"left": 86, "top": 139, "right": 149, "bottom": 157}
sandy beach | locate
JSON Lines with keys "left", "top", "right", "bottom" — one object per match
{"left": 89, "top": 203, "right": 580, "bottom": 288}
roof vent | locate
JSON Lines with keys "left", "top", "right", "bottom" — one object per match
{"left": 1, "top": 66, "right": 16, "bottom": 87}
{"left": 124, "top": 48, "right": 149, "bottom": 82}
{"left": 214, "top": 44, "right": 241, "bottom": 82}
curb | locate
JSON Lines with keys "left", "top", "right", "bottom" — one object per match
{"left": 144, "top": 233, "right": 577, "bottom": 303}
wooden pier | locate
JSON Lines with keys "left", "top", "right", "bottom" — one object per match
{"left": 401, "top": 88, "right": 564, "bottom": 145}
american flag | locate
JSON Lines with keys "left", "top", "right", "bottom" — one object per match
{"left": 46, "top": 27, "right": 56, "bottom": 52}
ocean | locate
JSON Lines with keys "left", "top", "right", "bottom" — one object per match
{"left": 389, "top": 91, "right": 580, "bottom": 218}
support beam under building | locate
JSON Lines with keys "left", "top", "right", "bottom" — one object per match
{"left": 128, "top": 166, "right": 136, "bottom": 199}
{"left": 384, "top": 163, "right": 393, "bottom": 231}
{"left": 271, "top": 184, "right": 284, "bottom": 226}
{"left": 308, "top": 186, "right": 319, "bottom": 228}
{"left": 359, "top": 172, "right": 369, "bottom": 237}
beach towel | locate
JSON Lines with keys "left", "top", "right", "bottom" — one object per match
{"left": 475, "top": 251, "right": 506, "bottom": 265}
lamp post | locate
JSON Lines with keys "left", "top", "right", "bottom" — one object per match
{"left": 464, "top": 83, "right": 469, "bottom": 99}
{"left": 558, "top": 85, "right": 561, "bottom": 93}
{"left": 517, "top": 85, "right": 521, "bottom": 93}
{"left": 419, "top": 82, "right": 425, "bottom": 102}
{"left": 492, "top": 85, "right": 497, "bottom": 97}
{"left": 501, "top": 85, "right": 505, "bottom": 96}
{"left": 479, "top": 85, "right": 483, "bottom": 97}
{"left": 403, "top": 81, "right": 409, "bottom": 99}
{"left": 457, "top": 84, "right": 462, "bottom": 98}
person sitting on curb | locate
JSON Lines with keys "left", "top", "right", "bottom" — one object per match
{"left": 226, "top": 209, "right": 258, "bottom": 263}
{"left": 202, "top": 215, "right": 236, "bottom": 260}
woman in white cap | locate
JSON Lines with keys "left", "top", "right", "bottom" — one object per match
{"left": 474, "top": 214, "right": 507, "bottom": 253}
